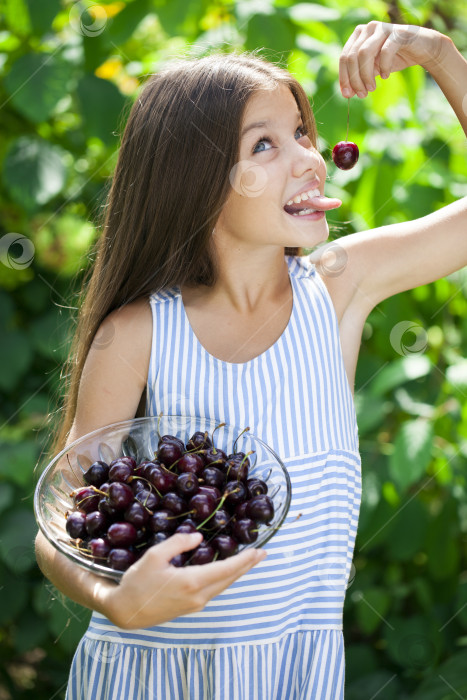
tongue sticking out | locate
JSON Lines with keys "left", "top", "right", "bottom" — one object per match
{"left": 284, "top": 194, "right": 342, "bottom": 215}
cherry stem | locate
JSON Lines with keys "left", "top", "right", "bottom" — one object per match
{"left": 346, "top": 97, "right": 350, "bottom": 142}
{"left": 211, "top": 422, "right": 226, "bottom": 454}
{"left": 195, "top": 488, "right": 238, "bottom": 530}
{"left": 232, "top": 426, "right": 250, "bottom": 454}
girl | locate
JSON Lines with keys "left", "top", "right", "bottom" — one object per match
{"left": 35, "top": 20, "right": 467, "bottom": 700}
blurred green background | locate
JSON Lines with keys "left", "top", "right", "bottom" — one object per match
{"left": 1, "top": 0, "right": 467, "bottom": 697}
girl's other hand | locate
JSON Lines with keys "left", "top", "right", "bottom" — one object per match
{"left": 339, "top": 20, "right": 450, "bottom": 98}
{"left": 100, "top": 532, "right": 267, "bottom": 630}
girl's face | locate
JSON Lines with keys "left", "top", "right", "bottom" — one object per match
{"left": 214, "top": 84, "right": 329, "bottom": 252}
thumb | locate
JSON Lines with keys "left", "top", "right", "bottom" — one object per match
{"left": 151, "top": 531, "right": 203, "bottom": 562}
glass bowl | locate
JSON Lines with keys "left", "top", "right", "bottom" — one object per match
{"left": 34, "top": 415, "right": 292, "bottom": 582}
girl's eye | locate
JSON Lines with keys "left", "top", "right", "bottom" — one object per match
{"left": 252, "top": 126, "right": 308, "bottom": 154}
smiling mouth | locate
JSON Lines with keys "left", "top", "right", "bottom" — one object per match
{"left": 283, "top": 189, "right": 342, "bottom": 216}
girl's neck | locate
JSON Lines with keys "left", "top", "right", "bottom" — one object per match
{"left": 182, "top": 246, "right": 291, "bottom": 315}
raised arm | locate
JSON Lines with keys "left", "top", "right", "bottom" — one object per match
{"left": 35, "top": 298, "right": 265, "bottom": 630}
{"left": 312, "top": 22, "right": 467, "bottom": 318}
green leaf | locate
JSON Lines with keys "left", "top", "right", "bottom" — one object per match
{"left": 12, "top": 608, "right": 49, "bottom": 653}
{"left": 355, "top": 587, "right": 391, "bottom": 635}
{"left": 48, "top": 597, "right": 91, "bottom": 654}
{"left": 383, "top": 615, "right": 441, "bottom": 669}
{"left": 76, "top": 74, "right": 128, "bottom": 145}
{"left": 346, "top": 671, "right": 401, "bottom": 700}
{"left": 108, "top": 0, "right": 151, "bottom": 44}
{"left": 0, "top": 563, "right": 29, "bottom": 625}
{"left": 0, "top": 483, "right": 15, "bottom": 516}
{"left": 4, "top": 0, "right": 31, "bottom": 34}
{"left": 354, "top": 392, "right": 390, "bottom": 435}
{"left": 425, "top": 500, "right": 460, "bottom": 581}
{"left": 370, "top": 355, "right": 432, "bottom": 396}
{"left": 30, "top": 310, "right": 71, "bottom": 361}
{"left": 412, "top": 650, "right": 467, "bottom": 699}
{"left": 0, "top": 507, "right": 38, "bottom": 573}
{"left": 0, "top": 329, "right": 34, "bottom": 392}
{"left": 4, "top": 53, "right": 75, "bottom": 123}
{"left": 389, "top": 419, "right": 434, "bottom": 491}
{"left": 0, "top": 441, "right": 39, "bottom": 487}
{"left": 386, "top": 498, "right": 429, "bottom": 560}
{"left": 245, "top": 13, "right": 296, "bottom": 59}
{"left": 24, "top": 0, "right": 61, "bottom": 36}
{"left": 2, "top": 137, "right": 67, "bottom": 212}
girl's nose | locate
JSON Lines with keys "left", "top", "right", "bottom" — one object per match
{"left": 291, "top": 142, "right": 323, "bottom": 179}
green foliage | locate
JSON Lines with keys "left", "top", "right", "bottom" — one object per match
{"left": 1, "top": 0, "right": 467, "bottom": 697}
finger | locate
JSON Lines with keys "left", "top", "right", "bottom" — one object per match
{"left": 200, "top": 551, "right": 267, "bottom": 602}
{"left": 145, "top": 532, "right": 203, "bottom": 564}
{"left": 379, "top": 32, "right": 402, "bottom": 78}
{"left": 191, "top": 547, "right": 266, "bottom": 589}
{"left": 344, "top": 27, "right": 388, "bottom": 96}
{"left": 339, "top": 25, "right": 365, "bottom": 97}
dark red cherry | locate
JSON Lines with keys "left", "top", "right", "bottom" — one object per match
{"left": 246, "top": 495, "right": 274, "bottom": 523}
{"left": 66, "top": 511, "right": 87, "bottom": 539}
{"left": 119, "top": 456, "right": 137, "bottom": 469}
{"left": 232, "top": 518, "right": 258, "bottom": 544}
{"left": 161, "top": 492, "right": 187, "bottom": 516}
{"left": 108, "top": 460, "right": 132, "bottom": 483}
{"left": 108, "top": 548, "right": 136, "bottom": 571}
{"left": 186, "top": 431, "right": 212, "bottom": 451}
{"left": 176, "top": 472, "right": 199, "bottom": 498}
{"left": 135, "top": 489, "right": 160, "bottom": 511}
{"left": 175, "top": 521, "right": 198, "bottom": 534}
{"left": 108, "top": 482, "right": 134, "bottom": 510}
{"left": 159, "top": 434, "right": 185, "bottom": 452}
{"left": 85, "top": 510, "right": 108, "bottom": 537}
{"left": 107, "top": 521, "right": 137, "bottom": 548}
{"left": 332, "top": 140, "right": 359, "bottom": 170}
{"left": 149, "top": 509, "right": 177, "bottom": 533}
{"left": 224, "top": 459, "right": 248, "bottom": 481}
{"left": 189, "top": 493, "right": 216, "bottom": 522}
{"left": 212, "top": 534, "right": 238, "bottom": 559}
{"left": 246, "top": 478, "right": 268, "bottom": 498}
{"left": 178, "top": 453, "right": 205, "bottom": 476}
{"left": 124, "top": 501, "right": 150, "bottom": 528}
{"left": 158, "top": 441, "right": 183, "bottom": 466}
{"left": 190, "top": 543, "right": 215, "bottom": 565}
{"left": 203, "top": 447, "right": 227, "bottom": 468}
{"left": 202, "top": 467, "right": 225, "bottom": 490}
{"left": 170, "top": 552, "right": 189, "bottom": 567}
{"left": 224, "top": 480, "right": 248, "bottom": 508}
{"left": 83, "top": 461, "right": 109, "bottom": 487}
{"left": 209, "top": 508, "right": 232, "bottom": 533}
{"left": 73, "top": 487, "right": 100, "bottom": 513}
{"left": 198, "top": 485, "right": 221, "bottom": 502}
{"left": 234, "top": 501, "right": 249, "bottom": 519}
{"left": 89, "top": 537, "right": 111, "bottom": 561}
{"left": 148, "top": 465, "right": 177, "bottom": 494}
{"left": 98, "top": 497, "right": 119, "bottom": 520}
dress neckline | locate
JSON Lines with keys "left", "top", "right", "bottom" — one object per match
{"left": 177, "top": 268, "right": 295, "bottom": 368}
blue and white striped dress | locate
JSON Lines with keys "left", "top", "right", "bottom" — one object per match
{"left": 66, "top": 255, "right": 361, "bottom": 699}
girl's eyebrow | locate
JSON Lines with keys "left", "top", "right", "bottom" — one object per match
{"left": 241, "top": 111, "right": 302, "bottom": 137}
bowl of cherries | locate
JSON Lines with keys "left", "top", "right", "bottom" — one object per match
{"left": 34, "top": 414, "right": 292, "bottom": 582}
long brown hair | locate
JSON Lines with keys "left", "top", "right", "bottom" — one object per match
{"left": 46, "top": 50, "right": 318, "bottom": 461}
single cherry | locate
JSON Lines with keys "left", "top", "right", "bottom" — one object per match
{"left": 332, "top": 141, "right": 359, "bottom": 170}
